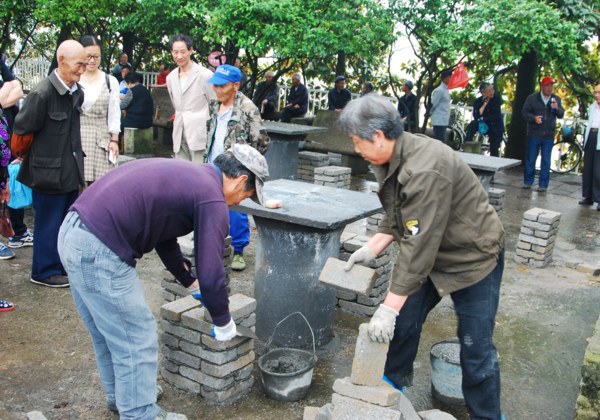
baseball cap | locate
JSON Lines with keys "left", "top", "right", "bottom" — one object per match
{"left": 541, "top": 76, "right": 555, "bottom": 85}
{"left": 335, "top": 75, "right": 346, "bottom": 84}
{"left": 231, "top": 144, "right": 269, "bottom": 206}
{"left": 207, "top": 64, "right": 242, "bottom": 86}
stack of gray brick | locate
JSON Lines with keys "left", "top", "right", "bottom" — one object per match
{"left": 163, "top": 235, "right": 233, "bottom": 303}
{"left": 488, "top": 188, "right": 506, "bottom": 219}
{"left": 314, "top": 166, "right": 351, "bottom": 189}
{"left": 160, "top": 294, "right": 257, "bottom": 406}
{"left": 366, "top": 213, "right": 384, "bottom": 233}
{"left": 303, "top": 324, "right": 423, "bottom": 420}
{"left": 297, "top": 151, "right": 329, "bottom": 183}
{"left": 336, "top": 233, "right": 393, "bottom": 317}
{"left": 515, "top": 207, "right": 561, "bottom": 268}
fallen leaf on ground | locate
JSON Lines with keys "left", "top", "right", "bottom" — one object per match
{"left": 9, "top": 264, "right": 19, "bottom": 267}
{"left": 586, "top": 234, "right": 594, "bottom": 237}
{"left": 54, "top": 402, "right": 68, "bottom": 409}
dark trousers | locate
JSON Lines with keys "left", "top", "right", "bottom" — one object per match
{"left": 31, "top": 190, "right": 78, "bottom": 280}
{"left": 280, "top": 106, "right": 304, "bottom": 123}
{"left": 583, "top": 131, "right": 600, "bottom": 202}
{"left": 466, "top": 121, "right": 502, "bottom": 157}
{"left": 261, "top": 101, "right": 276, "bottom": 116}
{"left": 433, "top": 126, "right": 447, "bottom": 143}
{"left": 385, "top": 249, "right": 504, "bottom": 420}
{"left": 8, "top": 207, "right": 27, "bottom": 237}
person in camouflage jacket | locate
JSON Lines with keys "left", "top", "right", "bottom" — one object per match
{"left": 204, "top": 64, "right": 270, "bottom": 272}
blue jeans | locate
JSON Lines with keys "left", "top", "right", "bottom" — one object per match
{"left": 229, "top": 210, "right": 250, "bottom": 252}
{"left": 31, "top": 190, "right": 78, "bottom": 280}
{"left": 384, "top": 249, "right": 504, "bottom": 420}
{"left": 58, "top": 212, "right": 161, "bottom": 420}
{"left": 524, "top": 136, "right": 554, "bottom": 187}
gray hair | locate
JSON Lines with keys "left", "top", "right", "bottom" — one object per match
{"left": 266, "top": 71, "right": 274, "bottom": 77}
{"left": 339, "top": 94, "right": 403, "bottom": 142}
{"left": 363, "top": 82, "right": 374, "bottom": 92}
{"left": 479, "top": 82, "right": 492, "bottom": 94}
{"left": 292, "top": 73, "right": 302, "bottom": 81}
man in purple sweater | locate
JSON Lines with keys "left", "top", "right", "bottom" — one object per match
{"left": 57, "top": 144, "right": 268, "bottom": 420}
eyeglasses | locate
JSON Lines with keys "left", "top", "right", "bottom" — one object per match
{"left": 87, "top": 55, "right": 101, "bottom": 61}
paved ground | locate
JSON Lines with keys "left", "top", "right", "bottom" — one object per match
{"left": 0, "top": 165, "right": 599, "bottom": 420}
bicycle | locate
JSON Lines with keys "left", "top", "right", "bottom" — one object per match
{"left": 474, "top": 128, "right": 508, "bottom": 158}
{"left": 447, "top": 103, "right": 468, "bottom": 152}
{"left": 542, "top": 114, "right": 585, "bottom": 174}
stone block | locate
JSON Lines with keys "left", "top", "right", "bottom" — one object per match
{"left": 523, "top": 208, "right": 544, "bottom": 221}
{"left": 181, "top": 308, "right": 213, "bottom": 335}
{"left": 351, "top": 324, "right": 389, "bottom": 386}
{"left": 179, "top": 365, "right": 234, "bottom": 390}
{"left": 201, "top": 376, "right": 254, "bottom": 406}
{"left": 161, "top": 367, "right": 201, "bottom": 394}
{"left": 517, "top": 241, "right": 531, "bottom": 250}
{"left": 240, "top": 313, "right": 257, "bottom": 327}
{"left": 336, "top": 290, "right": 357, "bottom": 301}
{"left": 161, "top": 320, "right": 201, "bottom": 344}
{"left": 237, "top": 339, "right": 254, "bottom": 356}
{"left": 201, "top": 351, "right": 255, "bottom": 378}
{"left": 566, "top": 262, "right": 581, "bottom": 269}
{"left": 375, "top": 272, "right": 391, "bottom": 287}
{"left": 514, "top": 255, "right": 529, "bottom": 264}
{"left": 300, "top": 151, "right": 328, "bottom": 161}
{"left": 534, "top": 228, "right": 558, "bottom": 239}
{"left": 162, "top": 358, "right": 180, "bottom": 373}
{"left": 577, "top": 264, "right": 600, "bottom": 276}
{"left": 204, "top": 294, "right": 257, "bottom": 323}
{"left": 339, "top": 300, "right": 378, "bottom": 316}
{"left": 537, "top": 210, "right": 562, "bottom": 225}
{"left": 303, "top": 407, "right": 320, "bottom": 420}
{"left": 235, "top": 363, "right": 254, "bottom": 380}
{"left": 161, "top": 332, "right": 179, "bottom": 348}
{"left": 332, "top": 377, "right": 402, "bottom": 407}
{"left": 488, "top": 197, "right": 505, "bottom": 205}
{"left": 343, "top": 239, "right": 366, "bottom": 252}
{"left": 319, "top": 257, "right": 378, "bottom": 297}
{"left": 518, "top": 233, "right": 555, "bottom": 247}
{"left": 529, "top": 258, "right": 552, "bottom": 268}
{"left": 166, "top": 348, "right": 202, "bottom": 369}
{"left": 388, "top": 392, "right": 421, "bottom": 420}
{"left": 202, "top": 334, "right": 248, "bottom": 351}
{"left": 487, "top": 188, "right": 505, "bottom": 199}
{"left": 516, "top": 248, "right": 552, "bottom": 261}
{"left": 520, "top": 226, "right": 534, "bottom": 235}
{"left": 225, "top": 236, "right": 232, "bottom": 246}
{"left": 370, "top": 282, "right": 389, "bottom": 297}
{"left": 27, "top": 412, "right": 48, "bottom": 420}
{"left": 340, "top": 231, "right": 358, "bottom": 244}
{"left": 357, "top": 293, "right": 386, "bottom": 307}
{"left": 161, "top": 279, "right": 189, "bottom": 297}
{"left": 315, "top": 174, "right": 337, "bottom": 182}
{"left": 162, "top": 290, "right": 175, "bottom": 302}
{"left": 124, "top": 127, "right": 154, "bottom": 155}
{"left": 418, "top": 409, "right": 458, "bottom": 420}
{"left": 180, "top": 341, "right": 238, "bottom": 365}
{"left": 522, "top": 219, "right": 554, "bottom": 232}
{"left": 331, "top": 394, "right": 401, "bottom": 419}
{"left": 370, "top": 254, "right": 392, "bottom": 269}
{"left": 161, "top": 296, "right": 201, "bottom": 322}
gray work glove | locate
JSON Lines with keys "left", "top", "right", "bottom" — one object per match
{"left": 368, "top": 304, "right": 399, "bottom": 343}
{"left": 344, "top": 245, "right": 377, "bottom": 271}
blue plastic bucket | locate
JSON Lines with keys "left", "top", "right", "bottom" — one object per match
{"left": 430, "top": 339, "right": 465, "bottom": 405}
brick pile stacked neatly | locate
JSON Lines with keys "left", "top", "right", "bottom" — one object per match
{"left": 163, "top": 235, "right": 233, "bottom": 303}
{"left": 160, "top": 294, "right": 257, "bottom": 406}
{"left": 303, "top": 324, "right": 421, "bottom": 420}
{"left": 297, "top": 151, "right": 330, "bottom": 183}
{"left": 488, "top": 188, "right": 506, "bottom": 219}
{"left": 313, "top": 166, "right": 351, "bottom": 189}
{"left": 366, "top": 184, "right": 385, "bottom": 234}
{"left": 336, "top": 233, "right": 393, "bottom": 317}
{"left": 515, "top": 207, "right": 561, "bottom": 268}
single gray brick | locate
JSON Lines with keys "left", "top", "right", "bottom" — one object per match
{"left": 357, "top": 293, "right": 386, "bottom": 307}
{"left": 237, "top": 339, "right": 254, "bottom": 356}
{"left": 235, "top": 363, "right": 254, "bottom": 380}
{"left": 201, "top": 351, "right": 255, "bottom": 378}
{"left": 162, "top": 358, "right": 180, "bottom": 373}
{"left": 162, "top": 290, "right": 175, "bottom": 302}
{"left": 161, "top": 279, "right": 189, "bottom": 297}
{"left": 487, "top": 188, "right": 505, "bottom": 199}
{"left": 370, "top": 254, "right": 392, "bottom": 269}
{"left": 534, "top": 228, "right": 558, "bottom": 239}
{"left": 514, "top": 255, "right": 529, "bottom": 264}
{"left": 370, "top": 281, "right": 389, "bottom": 297}
{"left": 339, "top": 300, "right": 378, "bottom": 316}
{"left": 516, "top": 248, "right": 552, "bottom": 261}
{"left": 161, "top": 367, "right": 200, "bottom": 394}
{"left": 167, "top": 349, "right": 201, "bottom": 369}
{"left": 522, "top": 219, "right": 554, "bottom": 232}
{"left": 319, "top": 257, "right": 378, "bottom": 296}
{"left": 324, "top": 182, "right": 337, "bottom": 187}
{"left": 180, "top": 341, "right": 238, "bottom": 365}
{"left": 532, "top": 242, "right": 555, "bottom": 254}
{"left": 518, "top": 233, "right": 555, "bottom": 247}
{"left": 204, "top": 294, "right": 257, "bottom": 323}
{"left": 202, "top": 334, "right": 249, "bottom": 351}
{"left": 314, "top": 174, "right": 336, "bottom": 182}
{"left": 240, "top": 313, "right": 256, "bottom": 327}
{"left": 201, "top": 376, "right": 254, "bottom": 406}
{"left": 161, "top": 296, "right": 201, "bottom": 322}
{"left": 351, "top": 324, "right": 389, "bottom": 386}
{"left": 336, "top": 290, "right": 358, "bottom": 301}
{"left": 520, "top": 226, "right": 534, "bottom": 235}
{"left": 523, "top": 208, "right": 544, "bottom": 221}
{"left": 333, "top": 376, "right": 402, "bottom": 407}
{"left": 331, "top": 394, "right": 401, "bottom": 419}
{"left": 516, "top": 241, "right": 531, "bottom": 250}
{"left": 375, "top": 272, "right": 391, "bottom": 287}
{"left": 343, "top": 239, "right": 366, "bottom": 252}
{"left": 181, "top": 308, "right": 213, "bottom": 335}
{"left": 314, "top": 181, "right": 324, "bottom": 186}
{"left": 225, "top": 236, "right": 232, "bottom": 247}
{"left": 161, "top": 320, "right": 201, "bottom": 344}
{"left": 160, "top": 332, "right": 179, "bottom": 348}
{"left": 537, "top": 210, "right": 561, "bottom": 225}
{"left": 576, "top": 264, "right": 600, "bottom": 275}
{"left": 179, "top": 365, "right": 234, "bottom": 390}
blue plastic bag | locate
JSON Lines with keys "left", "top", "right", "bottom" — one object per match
{"left": 478, "top": 120, "right": 489, "bottom": 134}
{"left": 8, "top": 163, "right": 32, "bottom": 209}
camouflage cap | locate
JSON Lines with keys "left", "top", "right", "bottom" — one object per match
{"left": 231, "top": 144, "right": 269, "bottom": 206}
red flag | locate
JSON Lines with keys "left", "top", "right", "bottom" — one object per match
{"left": 448, "top": 62, "right": 469, "bottom": 90}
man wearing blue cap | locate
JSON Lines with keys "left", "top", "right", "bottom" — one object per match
{"left": 205, "top": 64, "right": 270, "bottom": 271}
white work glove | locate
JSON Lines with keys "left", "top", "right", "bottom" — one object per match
{"left": 344, "top": 246, "right": 377, "bottom": 271}
{"left": 188, "top": 286, "right": 204, "bottom": 304}
{"left": 368, "top": 304, "right": 399, "bottom": 343}
{"left": 211, "top": 319, "right": 237, "bottom": 341}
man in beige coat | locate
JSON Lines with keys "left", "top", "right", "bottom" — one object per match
{"left": 166, "top": 34, "right": 215, "bottom": 163}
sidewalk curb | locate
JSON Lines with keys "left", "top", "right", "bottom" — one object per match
{"left": 575, "top": 312, "right": 600, "bottom": 419}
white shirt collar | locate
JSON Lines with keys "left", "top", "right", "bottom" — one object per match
{"left": 54, "top": 69, "right": 79, "bottom": 94}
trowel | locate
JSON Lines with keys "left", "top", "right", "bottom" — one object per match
{"left": 236, "top": 325, "right": 258, "bottom": 340}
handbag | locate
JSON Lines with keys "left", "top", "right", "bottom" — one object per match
{"left": 0, "top": 202, "right": 14, "bottom": 238}
{"left": 478, "top": 121, "right": 489, "bottom": 134}
{"left": 8, "top": 163, "right": 32, "bottom": 209}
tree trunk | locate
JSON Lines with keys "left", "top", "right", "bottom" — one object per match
{"left": 336, "top": 50, "right": 346, "bottom": 76}
{"left": 121, "top": 31, "right": 135, "bottom": 67}
{"left": 49, "top": 25, "right": 72, "bottom": 74}
{"left": 505, "top": 50, "right": 538, "bottom": 162}
{"left": 223, "top": 39, "right": 239, "bottom": 65}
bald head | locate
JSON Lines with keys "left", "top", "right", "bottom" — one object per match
{"left": 594, "top": 84, "right": 600, "bottom": 105}
{"left": 56, "top": 40, "right": 87, "bottom": 88}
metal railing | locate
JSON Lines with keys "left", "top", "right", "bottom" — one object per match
{"left": 8, "top": 58, "right": 51, "bottom": 92}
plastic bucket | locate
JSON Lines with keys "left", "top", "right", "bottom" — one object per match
{"left": 430, "top": 339, "right": 465, "bottom": 405}
{"left": 258, "top": 312, "right": 317, "bottom": 402}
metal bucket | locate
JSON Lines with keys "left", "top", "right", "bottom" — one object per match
{"left": 430, "top": 338, "right": 465, "bottom": 405}
{"left": 258, "top": 312, "right": 317, "bottom": 402}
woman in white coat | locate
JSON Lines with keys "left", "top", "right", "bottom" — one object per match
{"left": 580, "top": 84, "right": 600, "bottom": 210}
{"left": 78, "top": 35, "right": 120, "bottom": 185}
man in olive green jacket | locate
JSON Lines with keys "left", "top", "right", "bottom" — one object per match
{"left": 340, "top": 93, "right": 505, "bottom": 420}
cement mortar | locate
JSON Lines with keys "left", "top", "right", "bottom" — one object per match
{"left": 263, "top": 353, "right": 309, "bottom": 374}
{"left": 431, "top": 343, "right": 461, "bottom": 365}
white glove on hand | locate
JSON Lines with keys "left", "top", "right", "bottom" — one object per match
{"left": 368, "top": 304, "right": 399, "bottom": 343}
{"left": 211, "top": 319, "right": 237, "bottom": 341}
{"left": 344, "top": 246, "right": 377, "bottom": 271}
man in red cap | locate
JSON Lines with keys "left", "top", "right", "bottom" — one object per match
{"left": 521, "top": 76, "right": 564, "bottom": 191}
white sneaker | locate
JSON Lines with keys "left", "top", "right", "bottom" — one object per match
{"left": 155, "top": 409, "right": 188, "bottom": 420}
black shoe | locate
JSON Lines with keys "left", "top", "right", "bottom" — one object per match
{"left": 579, "top": 198, "right": 593, "bottom": 205}
{"left": 30, "top": 275, "right": 70, "bottom": 288}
